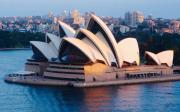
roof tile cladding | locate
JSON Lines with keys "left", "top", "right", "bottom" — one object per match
{"left": 31, "top": 21, "right": 76, "bottom": 61}
{"left": 86, "top": 15, "right": 122, "bottom": 67}
{"left": 145, "top": 50, "right": 174, "bottom": 67}
{"left": 58, "top": 21, "right": 76, "bottom": 38}
{"left": 31, "top": 41, "right": 56, "bottom": 61}
{"left": 75, "top": 29, "right": 110, "bottom": 65}
{"left": 30, "top": 14, "right": 174, "bottom": 67}
{"left": 118, "top": 38, "right": 140, "bottom": 65}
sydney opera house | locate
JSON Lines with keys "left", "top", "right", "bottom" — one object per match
{"left": 5, "top": 14, "right": 178, "bottom": 87}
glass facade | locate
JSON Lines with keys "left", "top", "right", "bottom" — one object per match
{"left": 59, "top": 42, "right": 89, "bottom": 64}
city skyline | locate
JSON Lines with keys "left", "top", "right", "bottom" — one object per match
{"left": 0, "top": 0, "right": 180, "bottom": 18}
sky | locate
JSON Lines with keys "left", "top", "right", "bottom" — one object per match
{"left": 0, "top": 0, "right": 180, "bottom": 18}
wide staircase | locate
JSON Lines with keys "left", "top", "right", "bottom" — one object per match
{"left": 174, "top": 66, "right": 180, "bottom": 73}
{"left": 43, "top": 62, "right": 85, "bottom": 81}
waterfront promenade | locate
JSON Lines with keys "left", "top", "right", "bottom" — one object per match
{"left": 5, "top": 72, "right": 180, "bottom": 87}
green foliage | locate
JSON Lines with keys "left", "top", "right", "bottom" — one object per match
{"left": 0, "top": 31, "right": 45, "bottom": 48}
{"left": 0, "top": 30, "right": 180, "bottom": 65}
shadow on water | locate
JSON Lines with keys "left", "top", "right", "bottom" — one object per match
{"left": 0, "top": 50, "right": 180, "bottom": 112}
{"left": 26, "top": 86, "right": 117, "bottom": 112}
{"left": 24, "top": 82, "right": 180, "bottom": 112}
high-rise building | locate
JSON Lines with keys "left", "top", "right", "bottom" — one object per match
{"left": 71, "top": 10, "right": 85, "bottom": 27}
{"left": 53, "top": 17, "right": 58, "bottom": 24}
{"left": 62, "top": 10, "right": 68, "bottom": 18}
{"left": 133, "top": 11, "right": 144, "bottom": 25}
{"left": 125, "top": 11, "right": 144, "bottom": 27}
{"left": 125, "top": 12, "right": 133, "bottom": 26}
{"left": 48, "top": 11, "right": 54, "bottom": 18}
{"left": 71, "top": 10, "right": 81, "bottom": 19}
{"left": 147, "top": 14, "right": 153, "bottom": 20}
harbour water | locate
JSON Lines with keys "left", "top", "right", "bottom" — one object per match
{"left": 0, "top": 50, "right": 180, "bottom": 112}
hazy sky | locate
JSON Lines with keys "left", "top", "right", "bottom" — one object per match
{"left": 0, "top": 0, "right": 180, "bottom": 18}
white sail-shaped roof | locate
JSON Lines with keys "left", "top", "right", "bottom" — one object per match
{"left": 58, "top": 21, "right": 76, "bottom": 37}
{"left": 60, "top": 38, "right": 106, "bottom": 63}
{"left": 118, "top": 38, "right": 140, "bottom": 65}
{"left": 86, "top": 14, "right": 123, "bottom": 67}
{"left": 46, "top": 33, "right": 62, "bottom": 50}
{"left": 76, "top": 28, "right": 115, "bottom": 66}
{"left": 145, "top": 51, "right": 160, "bottom": 65}
{"left": 157, "top": 50, "right": 174, "bottom": 67}
{"left": 81, "top": 38, "right": 106, "bottom": 64}
{"left": 30, "top": 41, "right": 58, "bottom": 60}
{"left": 145, "top": 50, "right": 174, "bottom": 67}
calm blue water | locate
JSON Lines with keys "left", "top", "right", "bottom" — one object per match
{"left": 0, "top": 50, "right": 180, "bottom": 112}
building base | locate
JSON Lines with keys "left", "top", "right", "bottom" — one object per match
{"left": 4, "top": 73, "right": 180, "bottom": 88}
